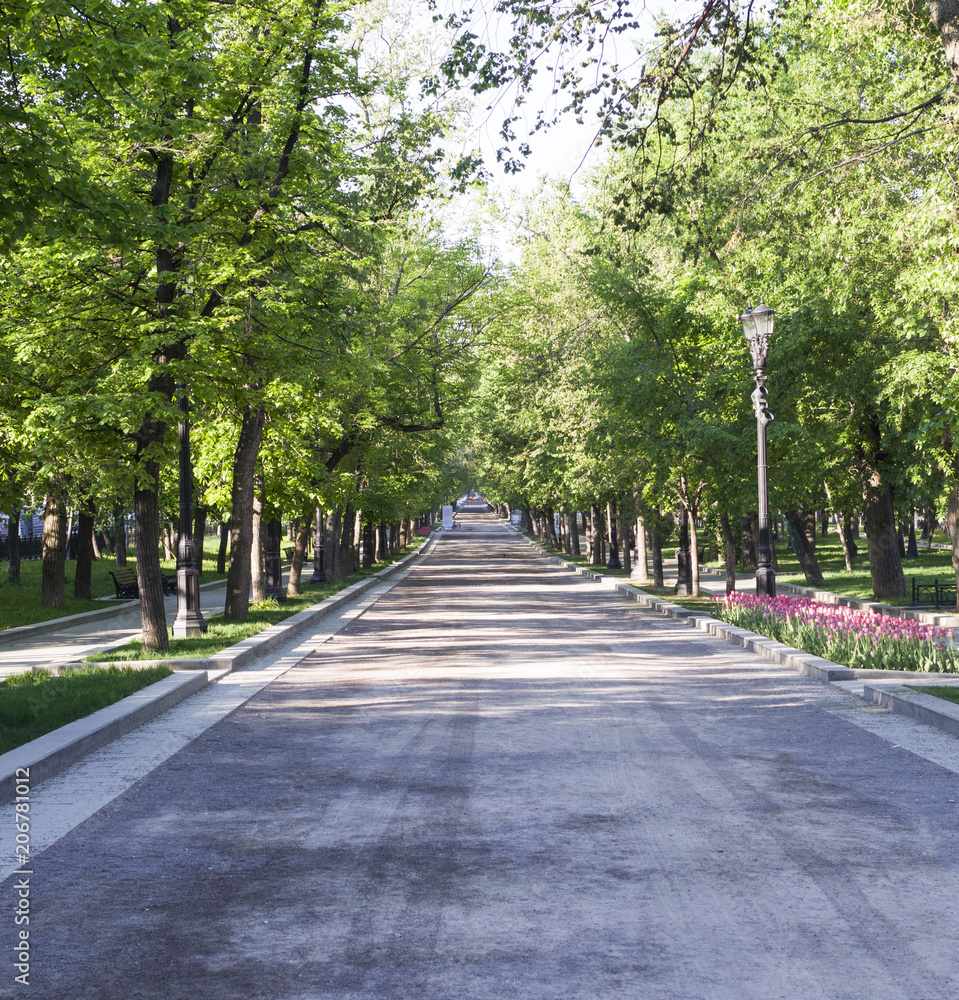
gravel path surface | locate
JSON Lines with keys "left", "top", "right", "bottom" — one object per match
{"left": 3, "top": 514, "right": 959, "bottom": 999}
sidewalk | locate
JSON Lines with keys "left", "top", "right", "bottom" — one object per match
{"left": 0, "top": 577, "right": 229, "bottom": 680}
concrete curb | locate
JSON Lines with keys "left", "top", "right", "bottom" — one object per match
{"left": 0, "top": 670, "right": 212, "bottom": 805}
{"left": 510, "top": 526, "right": 959, "bottom": 733}
{"left": 863, "top": 683, "right": 959, "bottom": 737}
{"left": 0, "top": 576, "right": 229, "bottom": 648}
{"left": 0, "top": 537, "right": 438, "bottom": 803}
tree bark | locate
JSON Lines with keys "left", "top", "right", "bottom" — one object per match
{"left": 719, "top": 512, "right": 737, "bottom": 593}
{"left": 589, "top": 506, "right": 601, "bottom": 565}
{"left": 193, "top": 505, "right": 207, "bottom": 576}
{"left": 687, "top": 508, "right": 701, "bottom": 598}
{"left": 631, "top": 515, "right": 649, "bottom": 583}
{"left": 134, "top": 441, "right": 168, "bottom": 650}
{"left": 73, "top": 503, "right": 95, "bottom": 601}
{"left": 286, "top": 508, "right": 312, "bottom": 596}
{"left": 7, "top": 508, "right": 20, "bottom": 584}
{"left": 569, "top": 512, "right": 581, "bottom": 557}
{"left": 861, "top": 476, "right": 907, "bottom": 602}
{"left": 41, "top": 493, "right": 67, "bottom": 608}
{"left": 740, "top": 515, "right": 757, "bottom": 570}
{"left": 224, "top": 404, "right": 266, "bottom": 620}
{"left": 324, "top": 507, "right": 344, "bottom": 582}
{"left": 251, "top": 471, "right": 266, "bottom": 604}
{"left": 649, "top": 520, "right": 664, "bottom": 588}
{"left": 217, "top": 519, "right": 230, "bottom": 574}
{"left": 783, "top": 510, "right": 826, "bottom": 588}
{"left": 927, "top": 0, "right": 959, "bottom": 83}
{"left": 947, "top": 484, "right": 959, "bottom": 611}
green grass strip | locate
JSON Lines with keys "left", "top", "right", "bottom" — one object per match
{"left": 911, "top": 686, "right": 959, "bottom": 706}
{"left": 0, "top": 664, "right": 173, "bottom": 754}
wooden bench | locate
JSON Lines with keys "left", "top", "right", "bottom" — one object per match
{"left": 109, "top": 567, "right": 178, "bottom": 599}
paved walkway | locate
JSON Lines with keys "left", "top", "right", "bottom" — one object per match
{"left": 3, "top": 514, "right": 959, "bottom": 998}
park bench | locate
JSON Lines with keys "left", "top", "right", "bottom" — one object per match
{"left": 911, "top": 577, "right": 957, "bottom": 610}
{"left": 108, "top": 567, "right": 177, "bottom": 600}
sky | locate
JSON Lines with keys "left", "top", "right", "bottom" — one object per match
{"left": 420, "top": 1, "right": 701, "bottom": 260}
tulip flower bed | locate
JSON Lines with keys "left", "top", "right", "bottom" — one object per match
{"left": 711, "top": 592, "right": 959, "bottom": 673}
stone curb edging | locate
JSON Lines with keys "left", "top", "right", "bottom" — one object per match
{"left": 0, "top": 670, "right": 213, "bottom": 805}
{"left": 509, "top": 525, "right": 959, "bottom": 734}
{"left": 863, "top": 683, "right": 959, "bottom": 737}
{"left": 0, "top": 576, "right": 229, "bottom": 648}
{"left": 0, "top": 536, "right": 438, "bottom": 804}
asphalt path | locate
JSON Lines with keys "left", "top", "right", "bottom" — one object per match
{"left": 4, "top": 514, "right": 959, "bottom": 999}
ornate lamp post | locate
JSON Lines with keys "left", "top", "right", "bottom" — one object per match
{"left": 740, "top": 301, "right": 776, "bottom": 598}
{"left": 172, "top": 386, "right": 208, "bottom": 637}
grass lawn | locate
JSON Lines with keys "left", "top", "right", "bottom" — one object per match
{"left": 0, "top": 536, "right": 229, "bottom": 632}
{"left": 0, "top": 664, "right": 173, "bottom": 754}
{"left": 87, "top": 539, "right": 427, "bottom": 663}
{"left": 911, "top": 686, "right": 959, "bottom": 706}
{"left": 709, "top": 532, "right": 958, "bottom": 607}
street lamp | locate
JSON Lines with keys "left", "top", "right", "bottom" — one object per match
{"left": 740, "top": 301, "right": 776, "bottom": 598}
{"left": 172, "top": 386, "right": 208, "bottom": 637}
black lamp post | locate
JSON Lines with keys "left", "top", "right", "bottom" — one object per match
{"left": 172, "top": 386, "right": 207, "bottom": 637}
{"left": 740, "top": 301, "right": 776, "bottom": 598}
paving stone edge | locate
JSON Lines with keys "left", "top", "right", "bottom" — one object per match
{"left": 0, "top": 536, "right": 438, "bottom": 803}
{"left": 510, "top": 525, "right": 959, "bottom": 740}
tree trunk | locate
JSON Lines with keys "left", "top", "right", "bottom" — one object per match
{"left": 947, "top": 485, "right": 959, "bottom": 611}
{"left": 286, "top": 508, "right": 312, "bottom": 596}
{"left": 740, "top": 515, "right": 757, "bottom": 569}
{"left": 569, "top": 511, "right": 581, "bottom": 557}
{"left": 361, "top": 520, "right": 375, "bottom": 569}
{"left": 927, "top": 1, "right": 959, "bottom": 83}
{"left": 111, "top": 504, "right": 125, "bottom": 564}
{"left": 861, "top": 477, "right": 907, "bottom": 602}
{"left": 217, "top": 519, "right": 230, "bottom": 574}
{"left": 589, "top": 506, "right": 602, "bottom": 566}
{"left": 720, "top": 512, "right": 737, "bottom": 593}
{"left": 73, "top": 504, "right": 95, "bottom": 601}
{"left": 631, "top": 515, "right": 649, "bottom": 583}
{"left": 687, "top": 509, "right": 701, "bottom": 598}
{"left": 194, "top": 505, "right": 207, "bottom": 576}
{"left": 41, "top": 493, "right": 67, "bottom": 608}
{"left": 544, "top": 507, "right": 557, "bottom": 549}
{"left": 783, "top": 510, "right": 826, "bottom": 588}
{"left": 650, "top": 522, "right": 664, "bottom": 588}
{"left": 324, "top": 507, "right": 344, "bottom": 582}
{"left": 162, "top": 523, "right": 175, "bottom": 561}
{"left": 251, "top": 473, "right": 265, "bottom": 604}
{"left": 224, "top": 404, "right": 266, "bottom": 621}
{"left": 804, "top": 511, "right": 816, "bottom": 552}
{"left": 134, "top": 443, "right": 168, "bottom": 651}
{"left": 7, "top": 508, "right": 20, "bottom": 584}
{"left": 376, "top": 522, "right": 388, "bottom": 562}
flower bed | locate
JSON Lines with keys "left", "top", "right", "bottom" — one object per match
{"left": 711, "top": 592, "right": 959, "bottom": 673}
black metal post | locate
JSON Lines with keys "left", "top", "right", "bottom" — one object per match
{"left": 310, "top": 506, "right": 326, "bottom": 583}
{"left": 742, "top": 303, "right": 777, "bottom": 598}
{"left": 172, "top": 387, "right": 207, "bottom": 637}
